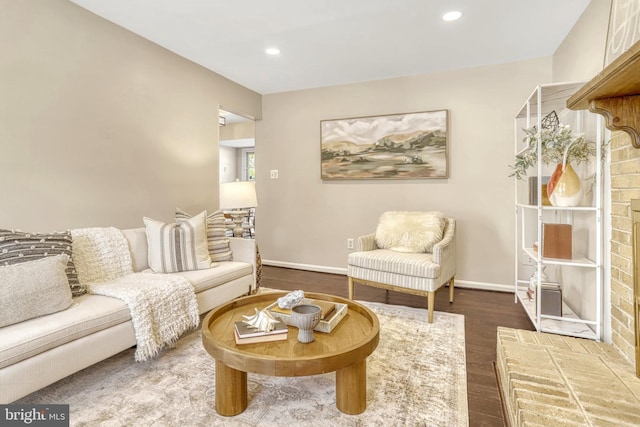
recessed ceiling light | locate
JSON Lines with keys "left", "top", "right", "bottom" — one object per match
{"left": 442, "top": 11, "right": 462, "bottom": 21}
{"left": 265, "top": 47, "right": 280, "bottom": 55}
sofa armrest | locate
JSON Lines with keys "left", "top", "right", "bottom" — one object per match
{"left": 229, "top": 237, "right": 257, "bottom": 291}
{"left": 356, "top": 233, "right": 378, "bottom": 251}
{"left": 433, "top": 218, "right": 456, "bottom": 282}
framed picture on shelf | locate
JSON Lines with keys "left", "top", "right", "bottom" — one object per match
{"left": 528, "top": 176, "right": 551, "bottom": 206}
{"left": 320, "top": 110, "right": 448, "bottom": 180}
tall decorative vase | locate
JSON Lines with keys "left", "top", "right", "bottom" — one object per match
{"left": 546, "top": 140, "right": 583, "bottom": 207}
{"left": 547, "top": 163, "right": 583, "bottom": 206}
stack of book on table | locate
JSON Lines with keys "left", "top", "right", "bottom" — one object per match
{"left": 267, "top": 299, "right": 348, "bottom": 333}
{"left": 234, "top": 320, "right": 288, "bottom": 345}
{"left": 270, "top": 300, "right": 337, "bottom": 321}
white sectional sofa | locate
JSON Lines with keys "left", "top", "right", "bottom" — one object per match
{"left": 0, "top": 228, "right": 256, "bottom": 403}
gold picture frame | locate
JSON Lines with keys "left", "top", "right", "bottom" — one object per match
{"left": 320, "top": 110, "right": 449, "bottom": 180}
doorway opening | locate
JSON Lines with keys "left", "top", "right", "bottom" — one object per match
{"left": 219, "top": 109, "right": 255, "bottom": 184}
{"left": 219, "top": 108, "right": 256, "bottom": 238}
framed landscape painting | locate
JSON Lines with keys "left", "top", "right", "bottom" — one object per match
{"left": 320, "top": 110, "right": 448, "bottom": 180}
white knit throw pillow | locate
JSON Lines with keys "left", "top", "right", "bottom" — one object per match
{"left": 375, "top": 211, "right": 446, "bottom": 253}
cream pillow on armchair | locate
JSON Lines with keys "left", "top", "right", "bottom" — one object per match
{"left": 375, "top": 211, "right": 445, "bottom": 253}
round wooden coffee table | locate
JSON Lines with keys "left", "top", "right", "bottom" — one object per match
{"left": 202, "top": 292, "right": 380, "bottom": 416}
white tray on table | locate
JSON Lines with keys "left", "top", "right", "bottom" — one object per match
{"left": 265, "top": 301, "right": 347, "bottom": 333}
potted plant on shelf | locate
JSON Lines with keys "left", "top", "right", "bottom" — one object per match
{"left": 509, "top": 122, "right": 596, "bottom": 206}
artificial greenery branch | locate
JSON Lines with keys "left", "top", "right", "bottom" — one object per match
{"left": 509, "top": 124, "right": 596, "bottom": 180}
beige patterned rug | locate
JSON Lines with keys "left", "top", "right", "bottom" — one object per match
{"left": 18, "top": 301, "right": 468, "bottom": 426}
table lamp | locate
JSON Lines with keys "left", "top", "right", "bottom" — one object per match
{"left": 219, "top": 181, "right": 257, "bottom": 237}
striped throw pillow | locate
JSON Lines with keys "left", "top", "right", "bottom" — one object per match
{"left": 0, "top": 229, "right": 85, "bottom": 296}
{"left": 175, "top": 208, "right": 233, "bottom": 262}
{"left": 143, "top": 211, "right": 213, "bottom": 273}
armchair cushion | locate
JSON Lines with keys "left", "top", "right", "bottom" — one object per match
{"left": 374, "top": 211, "right": 445, "bottom": 253}
{"left": 348, "top": 249, "right": 439, "bottom": 278}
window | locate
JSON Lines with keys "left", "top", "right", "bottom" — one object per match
{"left": 243, "top": 149, "right": 255, "bottom": 181}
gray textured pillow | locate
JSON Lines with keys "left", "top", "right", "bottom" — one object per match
{"left": 176, "top": 208, "right": 233, "bottom": 262}
{"left": 0, "top": 228, "right": 85, "bottom": 296}
{"left": 0, "top": 254, "right": 74, "bottom": 328}
{"left": 375, "top": 211, "right": 446, "bottom": 253}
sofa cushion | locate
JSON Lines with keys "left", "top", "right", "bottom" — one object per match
{"left": 375, "top": 211, "right": 445, "bottom": 253}
{"left": 144, "top": 211, "right": 212, "bottom": 273}
{"left": 0, "top": 294, "right": 131, "bottom": 369}
{"left": 0, "top": 255, "right": 74, "bottom": 328}
{"left": 175, "top": 208, "right": 233, "bottom": 262}
{"left": 0, "top": 228, "right": 84, "bottom": 296}
{"left": 153, "top": 261, "right": 252, "bottom": 294}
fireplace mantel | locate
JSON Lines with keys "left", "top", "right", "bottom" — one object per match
{"left": 567, "top": 39, "right": 640, "bottom": 147}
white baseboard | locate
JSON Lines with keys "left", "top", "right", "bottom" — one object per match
{"left": 262, "top": 259, "right": 513, "bottom": 293}
{"left": 262, "top": 259, "right": 347, "bottom": 276}
{"left": 454, "top": 279, "right": 513, "bottom": 293}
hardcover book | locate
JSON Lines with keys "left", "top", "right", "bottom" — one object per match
{"left": 234, "top": 320, "right": 288, "bottom": 339}
{"left": 542, "top": 223, "right": 572, "bottom": 259}
{"left": 234, "top": 329, "right": 288, "bottom": 345}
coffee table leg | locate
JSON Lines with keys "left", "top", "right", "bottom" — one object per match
{"left": 335, "top": 359, "right": 367, "bottom": 414}
{"left": 215, "top": 360, "right": 248, "bottom": 416}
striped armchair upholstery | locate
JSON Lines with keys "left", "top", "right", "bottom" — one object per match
{"left": 347, "top": 217, "right": 456, "bottom": 323}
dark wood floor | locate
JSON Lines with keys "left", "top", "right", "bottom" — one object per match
{"left": 261, "top": 266, "right": 534, "bottom": 427}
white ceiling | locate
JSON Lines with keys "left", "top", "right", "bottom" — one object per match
{"left": 69, "top": 0, "right": 592, "bottom": 94}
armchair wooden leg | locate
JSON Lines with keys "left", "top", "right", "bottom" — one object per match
{"left": 449, "top": 276, "right": 455, "bottom": 303}
{"left": 427, "top": 291, "right": 435, "bottom": 323}
{"left": 348, "top": 276, "right": 355, "bottom": 300}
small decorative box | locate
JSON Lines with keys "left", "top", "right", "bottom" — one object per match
{"left": 266, "top": 301, "right": 348, "bottom": 333}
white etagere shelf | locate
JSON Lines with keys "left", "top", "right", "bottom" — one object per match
{"left": 522, "top": 248, "right": 597, "bottom": 268}
{"left": 515, "top": 288, "right": 598, "bottom": 340}
{"left": 513, "top": 82, "right": 603, "bottom": 341}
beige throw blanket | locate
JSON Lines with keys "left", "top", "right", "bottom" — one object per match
{"left": 86, "top": 273, "right": 200, "bottom": 361}
{"left": 71, "top": 227, "right": 200, "bottom": 362}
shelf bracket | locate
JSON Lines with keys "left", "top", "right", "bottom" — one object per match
{"left": 589, "top": 95, "right": 640, "bottom": 148}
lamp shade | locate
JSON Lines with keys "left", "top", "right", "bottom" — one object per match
{"left": 219, "top": 181, "right": 258, "bottom": 209}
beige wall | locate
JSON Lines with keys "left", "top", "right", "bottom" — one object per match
{"left": 220, "top": 122, "right": 256, "bottom": 141}
{"left": 2, "top": 0, "right": 620, "bottom": 302}
{"left": 553, "top": 0, "right": 611, "bottom": 82}
{"left": 219, "top": 146, "right": 238, "bottom": 183}
{"left": 257, "top": 58, "right": 552, "bottom": 286}
{"left": 0, "top": 0, "right": 260, "bottom": 231}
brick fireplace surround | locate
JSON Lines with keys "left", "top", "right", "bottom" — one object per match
{"left": 610, "top": 130, "right": 638, "bottom": 367}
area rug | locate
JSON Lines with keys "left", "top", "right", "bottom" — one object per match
{"left": 17, "top": 301, "right": 468, "bottom": 426}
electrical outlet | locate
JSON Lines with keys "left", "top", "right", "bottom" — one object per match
{"left": 347, "top": 238, "right": 354, "bottom": 250}
{"left": 270, "top": 169, "right": 279, "bottom": 179}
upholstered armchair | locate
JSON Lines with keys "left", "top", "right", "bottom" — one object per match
{"left": 347, "top": 212, "right": 456, "bottom": 323}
